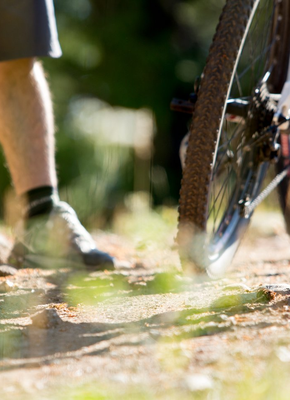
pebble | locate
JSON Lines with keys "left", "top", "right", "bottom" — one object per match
{"left": 183, "top": 373, "right": 213, "bottom": 392}
{"left": 0, "top": 265, "right": 17, "bottom": 277}
{"left": 0, "top": 279, "right": 18, "bottom": 293}
{"left": 114, "top": 260, "right": 133, "bottom": 269}
{"left": 277, "top": 346, "right": 290, "bottom": 362}
{"left": 31, "top": 309, "right": 63, "bottom": 329}
{"left": 259, "top": 284, "right": 290, "bottom": 295}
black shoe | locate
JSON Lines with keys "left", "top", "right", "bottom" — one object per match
{"left": 8, "top": 201, "right": 114, "bottom": 270}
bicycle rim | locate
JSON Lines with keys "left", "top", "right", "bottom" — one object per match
{"left": 178, "top": 0, "right": 290, "bottom": 277}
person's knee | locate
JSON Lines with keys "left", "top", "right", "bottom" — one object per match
{"left": 0, "top": 58, "right": 35, "bottom": 83}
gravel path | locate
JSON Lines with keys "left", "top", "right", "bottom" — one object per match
{"left": 1, "top": 210, "right": 290, "bottom": 399}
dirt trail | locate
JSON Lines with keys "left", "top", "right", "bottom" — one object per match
{"left": 1, "top": 210, "right": 290, "bottom": 399}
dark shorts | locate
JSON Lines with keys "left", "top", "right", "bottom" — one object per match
{"left": 0, "top": 0, "right": 62, "bottom": 62}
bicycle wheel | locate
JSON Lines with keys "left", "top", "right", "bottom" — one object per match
{"left": 177, "top": 0, "right": 290, "bottom": 277}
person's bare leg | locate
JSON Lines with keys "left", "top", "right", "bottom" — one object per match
{"left": 0, "top": 57, "right": 114, "bottom": 269}
{"left": 0, "top": 57, "right": 57, "bottom": 195}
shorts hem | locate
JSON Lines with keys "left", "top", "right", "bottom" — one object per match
{"left": 0, "top": 49, "right": 62, "bottom": 63}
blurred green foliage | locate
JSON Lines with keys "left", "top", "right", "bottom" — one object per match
{"left": 0, "top": 0, "right": 226, "bottom": 225}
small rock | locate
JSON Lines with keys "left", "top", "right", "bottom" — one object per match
{"left": 184, "top": 374, "right": 213, "bottom": 392}
{"left": 31, "top": 309, "right": 63, "bottom": 329}
{"left": 134, "top": 262, "right": 145, "bottom": 269}
{"left": 277, "top": 346, "right": 290, "bottom": 362}
{"left": 114, "top": 260, "right": 133, "bottom": 269}
{"left": 134, "top": 281, "right": 147, "bottom": 287}
{"left": 0, "top": 265, "right": 17, "bottom": 277}
{"left": 0, "top": 279, "right": 18, "bottom": 293}
{"left": 259, "top": 284, "right": 290, "bottom": 296}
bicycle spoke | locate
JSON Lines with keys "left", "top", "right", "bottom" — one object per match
{"left": 208, "top": 0, "right": 278, "bottom": 239}
{"left": 178, "top": 0, "right": 289, "bottom": 274}
{"left": 209, "top": 169, "right": 233, "bottom": 222}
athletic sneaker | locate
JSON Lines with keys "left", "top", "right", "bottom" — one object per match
{"left": 8, "top": 201, "right": 114, "bottom": 270}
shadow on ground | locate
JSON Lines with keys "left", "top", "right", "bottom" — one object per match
{"left": 0, "top": 265, "right": 287, "bottom": 372}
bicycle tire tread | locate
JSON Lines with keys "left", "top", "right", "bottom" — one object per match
{"left": 178, "top": 0, "right": 255, "bottom": 242}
